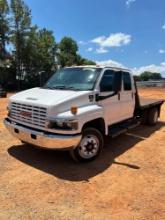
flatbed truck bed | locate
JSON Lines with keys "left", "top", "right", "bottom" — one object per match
{"left": 108, "top": 96, "right": 164, "bottom": 138}
{"left": 139, "top": 97, "right": 164, "bottom": 110}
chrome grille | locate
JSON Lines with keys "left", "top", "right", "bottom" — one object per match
{"left": 10, "top": 102, "right": 47, "bottom": 128}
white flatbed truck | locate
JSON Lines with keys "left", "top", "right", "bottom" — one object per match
{"left": 4, "top": 66, "right": 164, "bottom": 162}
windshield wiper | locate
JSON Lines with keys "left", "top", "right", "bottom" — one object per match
{"left": 42, "top": 86, "right": 66, "bottom": 90}
{"left": 51, "top": 86, "right": 80, "bottom": 91}
{"left": 64, "top": 86, "right": 80, "bottom": 91}
{"left": 42, "top": 85, "right": 80, "bottom": 91}
{"left": 42, "top": 86, "right": 55, "bottom": 90}
{"left": 53, "top": 86, "right": 67, "bottom": 89}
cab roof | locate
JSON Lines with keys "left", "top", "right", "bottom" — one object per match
{"left": 65, "top": 65, "right": 130, "bottom": 72}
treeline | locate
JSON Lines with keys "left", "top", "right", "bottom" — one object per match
{"left": 0, "top": 0, "right": 95, "bottom": 90}
{"left": 134, "top": 71, "right": 162, "bottom": 82}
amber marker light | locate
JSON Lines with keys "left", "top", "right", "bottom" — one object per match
{"left": 71, "top": 106, "right": 78, "bottom": 115}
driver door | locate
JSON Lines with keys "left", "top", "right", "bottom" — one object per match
{"left": 98, "top": 69, "right": 122, "bottom": 125}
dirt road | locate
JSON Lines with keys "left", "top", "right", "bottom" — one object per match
{"left": 0, "top": 88, "right": 165, "bottom": 220}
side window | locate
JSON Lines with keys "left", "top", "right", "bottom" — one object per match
{"left": 123, "top": 72, "right": 132, "bottom": 91}
{"left": 100, "top": 70, "right": 115, "bottom": 92}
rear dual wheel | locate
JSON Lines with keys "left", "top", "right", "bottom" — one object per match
{"left": 147, "top": 108, "right": 159, "bottom": 126}
{"left": 70, "top": 128, "right": 104, "bottom": 162}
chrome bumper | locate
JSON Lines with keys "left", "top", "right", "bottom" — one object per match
{"left": 4, "top": 118, "right": 81, "bottom": 150}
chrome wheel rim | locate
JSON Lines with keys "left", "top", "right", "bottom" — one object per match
{"left": 78, "top": 134, "right": 99, "bottom": 159}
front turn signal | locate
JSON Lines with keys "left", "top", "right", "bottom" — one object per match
{"left": 71, "top": 106, "right": 78, "bottom": 115}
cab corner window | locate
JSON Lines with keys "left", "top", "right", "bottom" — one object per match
{"left": 123, "top": 72, "right": 132, "bottom": 91}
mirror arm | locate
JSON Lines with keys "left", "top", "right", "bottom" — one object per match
{"left": 95, "top": 91, "right": 118, "bottom": 101}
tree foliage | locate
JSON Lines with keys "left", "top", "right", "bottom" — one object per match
{"left": 140, "top": 71, "right": 162, "bottom": 81}
{"left": 133, "top": 75, "right": 141, "bottom": 82}
{"left": 10, "top": 0, "right": 31, "bottom": 86}
{"left": 58, "top": 37, "right": 96, "bottom": 67}
{"left": 0, "top": 0, "right": 96, "bottom": 90}
{"left": 58, "top": 37, "right": 78, "bottom": 67}
{"left": 22, "top": 27, "right": 57, "bottom": 87}
{"left": 0, "top": 0, "right": 9, "bottom": 60}
{"left": 79, "top": 57, "right": 96, "bottom": 65}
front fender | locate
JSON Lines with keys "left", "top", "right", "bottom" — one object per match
{"left": 52, "top": 105, "right": 105, "bottom": 134}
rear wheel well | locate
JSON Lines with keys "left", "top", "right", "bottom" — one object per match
{"left": 82, "top": 118, "right": 105, "bottom": 135}
{"left": 141, "top": 105, "right": 160, "bottom": 124}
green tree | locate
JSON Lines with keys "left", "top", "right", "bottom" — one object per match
{"left": 0, "top": 0, "right": 96, "bottom": 90}
{"left": 133, "top": 75, "right": 141, "bottom": 82}
{"left": 0, "top": 0, "right": 12, "bottom": 88}
{"left": 58, "top": 37, "right": 96, "bottom": 67}
{"left": 79, "top": 57, "right": 96, "bottom": 65}
{"left": 23, "top": 27, "right": 57, "bottom": 87}
{"left": 82, "top": 59, "right": 96, "bottom": 65}
{"left": 0, "top": 0, "right": 9, "bottom": 60}
{"left": 58, "top": 37, "right": 78, "bottom": 67}
{"left": 140, "top": 71, "right": 162, "bottom": 81}
{"left": 10, "top": 0, "right": 31, "bottom": 87}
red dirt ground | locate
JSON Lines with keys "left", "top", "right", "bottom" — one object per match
{"left": 0, "top": 88, "right": 165, "bottom": 220}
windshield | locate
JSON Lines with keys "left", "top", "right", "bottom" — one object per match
{"left": 44, "top": 67, "right": 102, "bottom": 91}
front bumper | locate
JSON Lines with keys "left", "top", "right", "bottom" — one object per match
{"left": 4, "top": 118, "right": 81, "bottom": 150}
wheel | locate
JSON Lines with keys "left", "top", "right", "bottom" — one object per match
{"left": 141, "top": 110, "right": 148, "bottom": 124}
{"left": 147, "top": 108, "right": 159, "bottom": 126}
{"left": 70, "top": 127, "right": 104, "bottom": 162}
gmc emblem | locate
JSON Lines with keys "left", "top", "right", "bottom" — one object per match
{"left": 20, "top": 111, "right": 32, "bottom": 118}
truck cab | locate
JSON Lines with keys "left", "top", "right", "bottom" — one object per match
{"left": 4, "top": 66, "right": 164, "bottom": 162}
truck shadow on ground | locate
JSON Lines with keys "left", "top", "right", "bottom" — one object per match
{"left": 8, "top": 122, "right": 165, "bottom": 182}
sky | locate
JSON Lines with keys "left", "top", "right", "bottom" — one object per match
{"left": 25, "top": 0, "right": 165, "bottom": 75}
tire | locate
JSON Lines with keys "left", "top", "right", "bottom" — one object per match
{"left": 70, "top": 127, "right": 104, "bottom": 162}
{"left": 147, "top": 108, "right": 159, "bottom": 126}
{"left": 141, "top": 110, "right": 148, "bottom": 125}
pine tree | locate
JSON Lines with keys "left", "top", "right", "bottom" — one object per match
{"left": 0, "top": 0, "right": 9, "bottom": 60}
{"left": 10, "top": 0, "right": 31, "bottom": 84}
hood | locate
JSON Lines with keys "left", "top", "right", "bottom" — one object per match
{"left": 10, "top": 87, "right": 92, "bottom": 108}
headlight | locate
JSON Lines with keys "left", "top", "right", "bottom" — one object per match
{"left": 46, "top": 118, "right": 78, "bottom": 130}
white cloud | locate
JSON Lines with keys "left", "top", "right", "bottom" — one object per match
{"left": 162, "top": 24, "right": 165, "bottom": 29}
{"left": 126, "top": 0, "right": 136, "bottom": 8}
{"left": 96, "top": 59, "right": 126, "bottom": 68}
{"left": 133, "top": 64, "right": 165, "bottom": 75}
{"left": 96, "top": 59, "right": 165, "bottom": 75}
{"left": 96, "top": 47, "right": 108, "bottom": 54}
{"left": 80, "top": 33, "right": 131, "bottom": 54}
{"left": 91, "top": 33, "right": 131, "bottom": 48}
{"left": 78, "top": 40, "right": 87, "bottom": 45}
{"left": 86, "top": 47, "right": 93, "bottom": 52}
{"left": 159, "top": 49, "right": 165, "bottom": 54}
{"left": 91, "top": 36, "right": 105, "bottom": 45}
{"left": 78, "top": 41, "right": 84, "bottom": 44}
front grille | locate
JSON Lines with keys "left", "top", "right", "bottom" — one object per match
{"left": 10, "top": 102, "right": 47, "bottom": 128}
